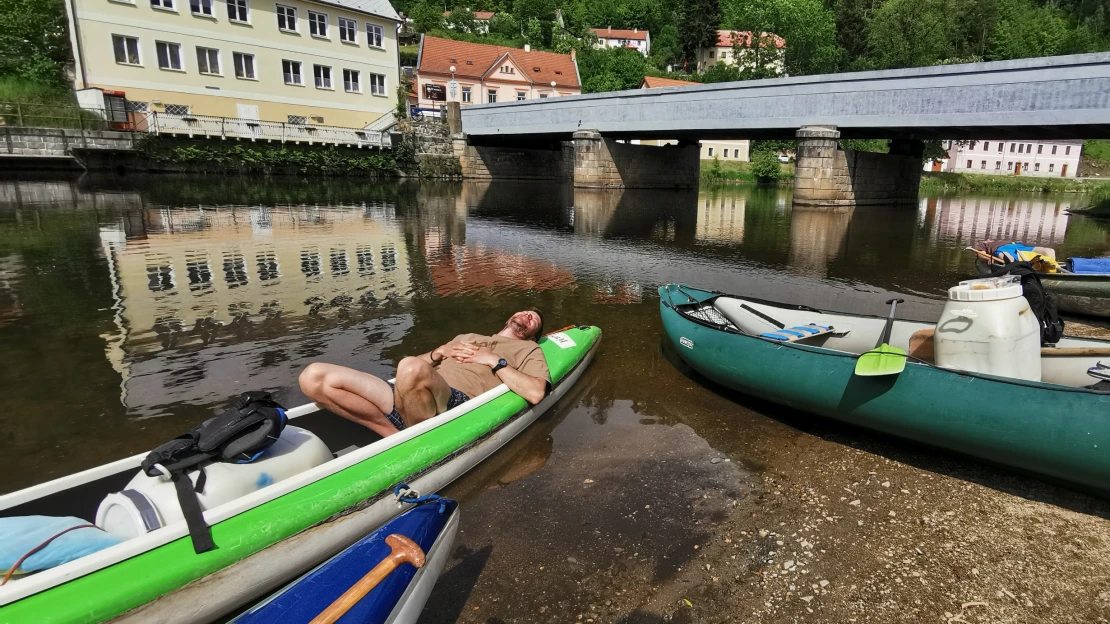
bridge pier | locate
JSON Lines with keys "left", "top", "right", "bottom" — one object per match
{"left": 572, "top": 130, "right": 700, "bottom": 189}
{"left": 794, "top": 126, "right": 923, "bottom": 207}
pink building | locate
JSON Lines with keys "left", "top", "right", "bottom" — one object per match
{"left": 928, "top": 140, "right": 1083, "bottom": 178}
{"left": 415, "top": 35, "right": 581, "bottom": 109}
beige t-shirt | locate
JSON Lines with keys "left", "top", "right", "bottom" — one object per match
{"left": 435, "top": 333, "right": 549, "bottom": 399}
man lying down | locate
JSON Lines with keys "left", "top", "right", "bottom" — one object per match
{"left": 299, "top": 309, "right": 550, "bottom": 437}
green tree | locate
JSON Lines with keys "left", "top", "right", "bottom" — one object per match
{"left": 678, "top": 0, "right": 722, "bottom": 66}
{"left": 830, "top": 0, "right": 876, "bottom": 70}
{"left": 866, "top": 0, "right": 955, "bottom": 68}
{"left": 447, "top": 7, "right": 479, "bottom": 34}
{"left": 525, "top": 17, "right": 545, "bottom": 47}
{"left": 988, "top": 0, "right": 1085, "bottom": 60}
{"left": 409, "top": 0, "right": 445, "bottom": 33}
{"left": 721, "top": 0, "right": 841, "bottom": 75}
{"left": 576, "top": 45, "right": 650, "bottom": 92}
{"left": 488, "top": 12, "right": 521, "bottom": 38}
{"left": 750, "top": 150, "right": 782, "bottom": 182}
{"left": 651, "top": 24, "right": 683, "bottom": 69}
{"left": 0, "top": 0, "right": 71, "bottom": 85}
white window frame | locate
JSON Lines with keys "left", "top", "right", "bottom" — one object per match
{"left": 277, "top": 5, "right": 297, "bottom": 32}
{"left": 150, "top": 0, "right": 175, "bottom": 11}
{"left": 227, "top": 0, "right": 248, "bottom": 23}
{"left": 308, "top": 11, "right": 328, "bottom": 38}
{"left": 233, "top": 52, "right": 255, "bottom": 79}
{"left": 461, "top": 86, "right": 471, "bottom": 103}
{"left": 369, "top": 73, "right": 386, "bottom": 96}
{"left": 1051, "top": 145, "right": 1058, "bottom": 155}
{"left": 155, "top": 41, "right": 183, "bottom": 71}
{"left": 196, "top": 46, "right": 221, "bottom": 75}
{"left": 338, "top": 17, "right": 358, "bottom": 43}
{"left": 1034, "top": 163, "right": 1040, "bottom": 172}
{"left": 1049, "top": 163, "right": 1055, "bottom": 172}
{"left": 283, "top": 59, "right": 303, "bottom": 85}
{"left": 1065, "top": 146, "right": 1072, "bottom": 155}
{"left": 366, "top": 23, "right": 384, "bottom": 48}
{"left": 313, "top": 64, "right": 332, "bottom": 89}
{"left": 487, "top": 89, "right": 497, "bottom": 103}
{"left": 190, "top": 0, "right": 213, "bottom": 17}
{"left": 516, "top": 91, "right": 526, "bottom": 101}
{"left": 343, "top": 68, "right": 360, "bottom": 93}
{"left": 112, "top": 35, "right": 141, "bottom": 66}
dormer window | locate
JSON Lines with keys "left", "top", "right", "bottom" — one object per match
{"left": 466, "top": 60, "right": 473, "bottom": 64}
{"left": 500, "top": 65, "right": 514, "bottom": 74}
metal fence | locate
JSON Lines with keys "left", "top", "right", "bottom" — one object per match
{"left": 0, "top": 102, "right": 390, "bottom": 148}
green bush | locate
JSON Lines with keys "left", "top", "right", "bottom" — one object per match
{"left": 750, "top": 151, "right": 782, "bottom": 183}
{"left": 137, "top": 136, "right": 410, "bottom": 176}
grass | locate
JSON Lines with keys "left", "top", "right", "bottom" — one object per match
{"left": 919, "top": 171, "right": 1110, "bottom": 194}
{"left": 701, "top": 158, "right": 795, "bottom": 184}
{"left": 0, "top": 76, "right": 74, "bottom": 104}
{"left": 1084, "top": 139, "right": 1110, "bottom": 162}
{"left": 0, "top": 76, "right": 111, "bottom": 130}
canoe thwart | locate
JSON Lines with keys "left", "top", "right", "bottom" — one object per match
{"left": 760, "top": 324, "right": 834, "bottom": 343}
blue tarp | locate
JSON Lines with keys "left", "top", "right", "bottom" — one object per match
{"left": 994, "top": 243, "right": 1036, "bottom": 261}
{"left": 1, "top": 516, "right": 122, "bottom": 575}
{"left": 1070, "top": 257, "right": 1110, "bottom": 274}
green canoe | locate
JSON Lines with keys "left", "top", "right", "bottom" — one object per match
{"left": 1039, "top": 272, "right": 1110, "bottom": 318}
{"left": 659, "top": 284, "right": 1110, "bottom": 497}
{"left": 0, "top": 326, "right": 600, "bottom": 623}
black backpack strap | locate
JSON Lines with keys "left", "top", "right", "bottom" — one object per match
{"left": 171, "top": 470, "right": 216, "bottom": 553}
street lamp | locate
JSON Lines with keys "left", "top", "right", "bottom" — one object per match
{"left": 551, "top": 80, "right": 557, "bottom": 97}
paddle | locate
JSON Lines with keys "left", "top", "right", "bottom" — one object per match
{"left": 308, "top": 534, "right": 426, "bottom": 624}
{"left": 854, "top": 298, "right": 906, "bottom": 377}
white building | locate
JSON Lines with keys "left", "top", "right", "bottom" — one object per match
{"left": 698, "top": 30, "right": 785, "bottom": 74}
{"left": 930, "top": 140, "right": 1083, "bottom": 178}
{"left": 443, "top": 10, "right": 494, "bottom": 34}
{"left": 590, "top": 27, "right": 650, "bottom": 57}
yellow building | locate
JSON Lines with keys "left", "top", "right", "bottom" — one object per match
{"left": 64, "top": 0, "right": 401, "bottom": 128}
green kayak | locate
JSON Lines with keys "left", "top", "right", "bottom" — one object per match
{"left": 659, "top": 284, "right": 1110, "bottom": 497}
{"left": 0, "top": 325, "right": 600, "bottom": 623}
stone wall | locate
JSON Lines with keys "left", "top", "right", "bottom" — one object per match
{"left": 1, "top": 127, "right": 135, "bottom": 157}
{"left": 794, "top": 126, "right": 923, "bottom": 207}
{"left": 453, "top": 137, "right": 574, "bottom": 181}
{"left": 572, "top": 129, "right": 699, "bottom": 189}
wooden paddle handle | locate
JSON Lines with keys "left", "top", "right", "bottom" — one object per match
{"left": 308, "top": 534, "right": 426, "bottom": 624}
{"left": 1042, "top": 347, "right": 1110, "bottom": 357}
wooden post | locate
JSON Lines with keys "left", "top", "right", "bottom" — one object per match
{"left": 15, "top": 103, "right": 22, "bottom": 127}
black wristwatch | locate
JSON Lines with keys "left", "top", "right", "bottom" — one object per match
{"left": 491, "top": 358, "right": 509, "bottom": 374}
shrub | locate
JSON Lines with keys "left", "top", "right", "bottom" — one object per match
{"left": 750, "top": 150, "right": 782, "bottom": 183}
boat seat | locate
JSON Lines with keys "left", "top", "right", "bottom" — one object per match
{"left": 760, "top": 324, "right": 834, "bottom": 342}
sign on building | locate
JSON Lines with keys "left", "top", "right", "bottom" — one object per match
{"left": 424, "top": 84, "right": 446, "bottom": 101}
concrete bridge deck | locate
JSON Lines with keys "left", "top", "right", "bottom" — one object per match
{"left": 460, "top": 53, "right": 1110, "bottom": 143}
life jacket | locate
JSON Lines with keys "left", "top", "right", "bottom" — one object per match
{"left": 140, "top": 391, "right": 287, "bottom": 553}
{"left": 986, "top": 261, "right": 1064, "bottom": 346}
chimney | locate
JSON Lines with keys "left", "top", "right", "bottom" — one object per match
{"left": 570, "top": 48, "right": 576, "bottom": 61}
{"left": 607, "top": 25, "right": 612, "bottom": 33}
{"left": 634, "top": 27, "right": 638, "bottom": 33}
{"left": 524, "top": 43, "right": 530, "bottom": 52}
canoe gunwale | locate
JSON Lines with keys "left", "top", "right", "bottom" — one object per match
{"left": 662, "top": 285, "right": 1110, "bottom": 397}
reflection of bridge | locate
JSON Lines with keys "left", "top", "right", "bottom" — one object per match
{"left": 451, "top": 54, "right": 1110, "bottom": 205}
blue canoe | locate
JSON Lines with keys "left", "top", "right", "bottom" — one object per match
{"left": 233, "top": 497, "right": 459, "bottom": 624}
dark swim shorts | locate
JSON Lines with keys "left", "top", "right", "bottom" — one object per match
{"left": 384, "top": 381, "right": 470, "bottom": 431}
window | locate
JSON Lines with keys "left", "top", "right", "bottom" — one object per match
{"left": 277, "top": 5, "right": 297, "bottom": 31}
{"left": 308, "top": 11, "right": 327, "bottom": 37}
{"left": 516, "top": 91, "right": 526, "bottom": 101}
{"left": 995, "top": 161, "right": 1001, "bottom": 170}
{"left": 1010, "top": 143, "right": 1015, "bottom": 152}
{"left": 708, "top": 147, "right": 714, "bottom": 156}
{"left": 233, "top": 52, "right": 255, "bottom": 79}
{"left": 1051, "top": 145, "right": 1058, "bottom": 155}
{"left": 190, "top": 0, "right": 213, "bottom": 16}
{"left": 487, "top": 89, "right": 497, "bottom": 103}
{"left": 288, "top": 115, "right": 307, "bottom": 124}
{"left": 339, "top": 17, "right": 357, "bottom": 43}
{"left": 540, "top": 93, "right": 548, "bottom": 98}
{"left": 366, "top": 23, "right": 383, "bottom": 47}
{"left": 981, "top": 160, "right": 986, "bottom": 169}
{"left": 1007, "top": 161, "right": 1013, "bottom": 170}
{"left": 1065, "top": 145, "right": 1072, "bottom": 155}
{"left": 462, "top": 86, "right": 471, "bottom": 103}
{"left": 1025, "top": 162, "right": 1030, "bottom": 170}
{"left": 1049, "top": 163, "right": 1055, "bottom": 172}
{"left": 313, "top": 64, "right": 332, "bottom": 89}
{"left": 196, "top": 47, "right": 220, "bottom": 75}
{"left": 126, "top": 101, "right": 149, "bottom": 112}
{"left": 998, "top": 143, "right": 1003, "bottom": 153}
{"left": 151, "top": 0, "right": 174, "bottom": 10}
{"left": 1034, "top": 163, "right": 1040, "bottom": 172}
{"left": 112, "top": 35, "right": 141, "bottom": 65}
{"left": 709, "top": 50, "right": 715, "bottom": 58}
{"left": 283, "top": 59, "right": 302, "bottom": 85}
{"left": 1018, "top": 144, "right": 1024, "bottom": 154}
{"left": 227, "top": 0, "right": 248, "bottom": 22}
{"left": 165, "top": 103, "right": 190, "bottom": 115}
{"left": 369, "top": 73, "right": 385, "bottom": 95}
{"left": 1037, "top": 144, "right": 1043, "bottom": 154}
{"left": 155, "top": 42, "right": 182, "bottom": 70}
{"left": 1026, "top": 143, "right": 1032, "bottom": 153}
{"left": 966, "top": 159, "right": 972, "bottom": 168}
{"left": 983, "top": 142, "right": 989, "bottom": 151}
{"left": 724, "top": 149, "right": 730, "bottom": 158}
{"left": 343, "top": 68, "right": 360, "bottom": 92}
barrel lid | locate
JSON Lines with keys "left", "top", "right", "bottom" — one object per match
{"left": 951, "top": 276, "right": 1023, "bottom": 301}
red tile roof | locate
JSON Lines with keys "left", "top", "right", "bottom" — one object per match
{"left": 442, "top": 10, "right": 495, "bottom": 20}
{"left": 715, "top": 30, "right": 786, "bottom": 49}
{"left": 590, "top": 27, "right": 649, "bottom": 41}
{"left": 640, "top": 76, "right": 697, "bottom": 88}
{"left": 418, "top": 36, "right": 580, "bottom": 89}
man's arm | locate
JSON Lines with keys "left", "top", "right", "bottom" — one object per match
{"left": 415, "top": 338, "right": 465, "bottom": 366}
{"left": 450, "top": 343, "right": 548, "bottom": 405}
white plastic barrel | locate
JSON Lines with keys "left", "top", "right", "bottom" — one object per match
{"left": 934, "top": 276, "right": 1042, "bottom": 381}
{"left": 96, "top": 426, "right": 332, "bottom": 539}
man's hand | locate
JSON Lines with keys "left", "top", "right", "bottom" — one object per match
{"left": 449, "top": 342, "right": 500, "bottom": 368}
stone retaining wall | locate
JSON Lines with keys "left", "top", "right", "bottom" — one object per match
{"left": 1, "top": 127, "right": 135, "bottom": 157}
{"left": 794, "top": 125, "right": 923, "bottom": 207}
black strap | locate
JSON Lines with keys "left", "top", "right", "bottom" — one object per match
{"left": 172, "top": 471, "right": 216, "bottom": 554}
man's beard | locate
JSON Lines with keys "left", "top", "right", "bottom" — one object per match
{"left": 509, "top": 317, "right": 528, "bottom": 336}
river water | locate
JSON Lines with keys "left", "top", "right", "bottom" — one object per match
{"left": 2, "top": 177, "right": 1109, "bottom": 621}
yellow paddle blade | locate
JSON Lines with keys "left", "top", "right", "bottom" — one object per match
{"left": 854, "top": 343, "right": 907, "bottom": 376}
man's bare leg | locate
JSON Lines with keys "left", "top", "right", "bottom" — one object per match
{"left": 299, "top": 363, "right": 400, "bottom": 438}
{"left": 393, "top": 357, "right": 453, "bottom": 427}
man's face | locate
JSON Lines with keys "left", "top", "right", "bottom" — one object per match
{"left": 506, "top": 310, "right": 541, "bottom": 339}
